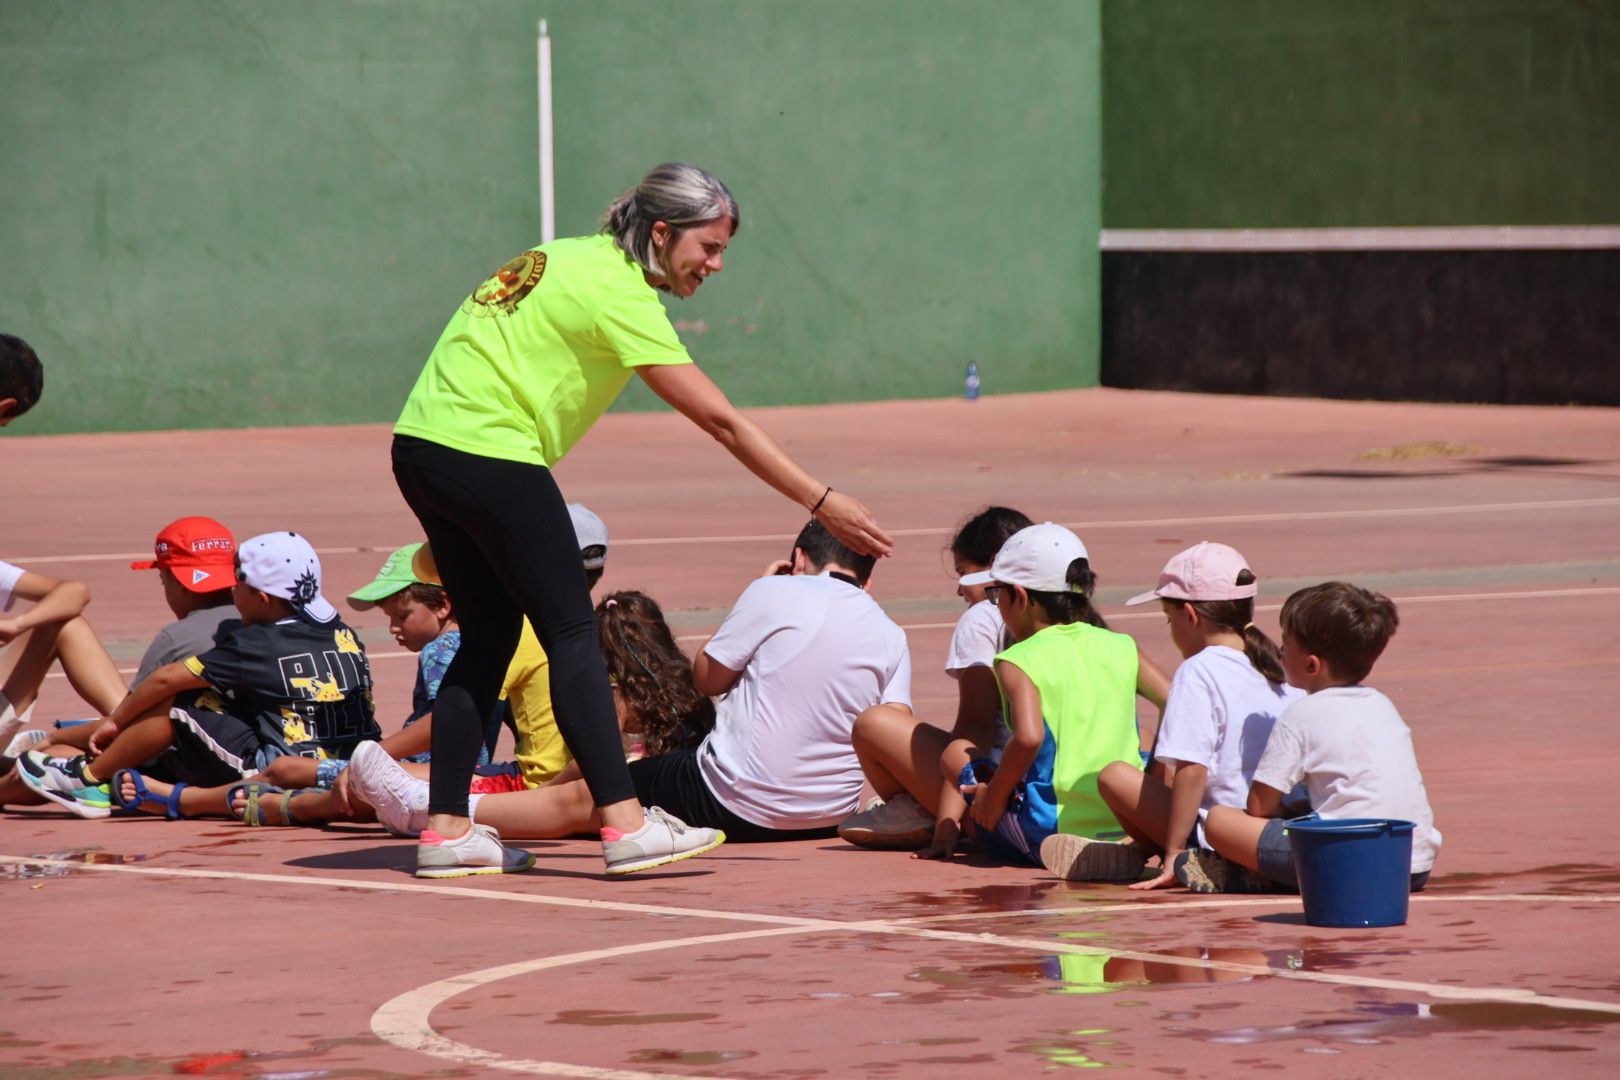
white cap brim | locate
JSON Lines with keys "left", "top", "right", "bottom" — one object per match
{"left": 958, "top": 570, "right": 996, "bottom": 587}
{"left": 301, "top": 594, "right": 339, "bottom": 623}
{"left": 1124, "top": 588, "right": 1163, "bottom": 606}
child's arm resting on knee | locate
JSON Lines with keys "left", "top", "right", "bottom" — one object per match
{"left": 91, "top": 660, "right": 207, "bottom": 752}
{"left": 0, "top": 572, "right": 91, "bottom": 644}
{"left": 916, "top": 777, "right": 966, "bottom": 860}
{"left": 1245, "top": 781, "right": 1287, "bottom": 819}
{"left": 692, "top": 647, "right": 742, "bottom": 697}
{"left": 1133, "top": 761, "right": 1209, "bottom": 892}
{"left": 968, "top": 661, "right": 1042, "bottom": 834}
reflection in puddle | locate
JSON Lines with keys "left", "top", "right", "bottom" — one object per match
{"left": 0, "top": 850, "right": 150, "bottom": 880}
{"left": 555, "top": 1009, "right": 718, "bottom": 1026}
{"left": 1205, "top": 999, "right": 1620, "bottom": 1047}
{"left": 911, "top": 946, "right": 1274, "bottom": 1001}
{"left": 627, "top": 1048, "right": 756, "bottom": 1066}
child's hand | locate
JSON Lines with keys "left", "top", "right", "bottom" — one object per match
{"left": 913, "top": 819, "right": 960, "bottom": 861}
{"left": 0, "top": 616, "right": 22, "bottom": 645}
{"left": 1129, "top": 852, "right": 1180, "bottom": 892}
{"left": 967, "top": 783, "right": 1008, "bottom": 834}
{"left": 88, "top": 719, "right": 119, "bottom": 755}
{"left": 762, "top": 558, "right": 793, "bottom": 577}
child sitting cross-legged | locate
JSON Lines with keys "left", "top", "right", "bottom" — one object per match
{"left": 915, "top": 523, "right": 1159, "bottom": 877}
{"left": 19, "top": 532, "right": 379, "bottom": 821}
{"left": 224, "top": 542, "right": 460, "bottom": 825}
{"left": 1182, "top": 582, "right": 1442, "bottom": 893}
{"left": 1060, "top": 543, "right": 1304, "bottom": 886}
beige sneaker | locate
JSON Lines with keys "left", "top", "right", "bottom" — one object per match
{"left": 838, "top": 792, "right": 934, "bottom": 850}
{"left": 1039, "top": 833, "right": 1147, "bottom": 882}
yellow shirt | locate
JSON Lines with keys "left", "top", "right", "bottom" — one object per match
{"left": 395, "top": 233, "right": 693, "bottom": 467}
{"left": 501, "top": 621, "right": 570, "bottom": 785}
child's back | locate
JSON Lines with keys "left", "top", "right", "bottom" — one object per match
{"left": 1252, "top": 685, "right": 1441, "bottom": 872}
{"left": 1156, "top": 646, "right": 1303, "bottom": 824}
{"left": 1001, "top": 621, "right": 1141, "bottom": 839}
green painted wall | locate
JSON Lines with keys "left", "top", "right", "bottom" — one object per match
{"left": 1103, "top": 0, "right": 1620, "bottom": 228}
{"left": 0, "top": 0, "right": 1101, "bottom": 435}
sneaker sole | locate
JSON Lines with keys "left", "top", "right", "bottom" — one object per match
{"left": 838, "top": 824, "right": 933, "bottom": 851}
{"left": 1039, "top": 834, "right": 1146, "bottom": 883}
{"left": 605, "top": 830, "right": 727, "bottom": 876}
{"left": 415, "top": 851, "right": 536, "bottom": 879}
{"left": 17, "top": 759, "right": 111, "bottom": 819}
{"left": 1176, "top": 850, "right": 1227, "bottom": 894}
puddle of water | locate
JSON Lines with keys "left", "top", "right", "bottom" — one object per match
{"left": 627, "top": 1049, "right": 756, "bottom": 1066}
{"left": 1202, "top": 998, "right": 1620, "bottom": 1048}
{"left": 554, "top": 1009, "right": 718, "bottom": 1026}
{"left": 0, "top": 850, "right": 150, "bottom": 881}
{"left": 0, "top": 1033, "right": 435, "bottom": 1080}
{"left": 908, "top": 946, "right": 1275, "bottom": 1003}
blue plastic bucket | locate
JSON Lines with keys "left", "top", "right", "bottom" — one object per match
{"left": 1287, "top": 817, "right": 1415, "bottom": 928}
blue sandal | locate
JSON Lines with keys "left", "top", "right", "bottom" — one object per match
{"left": 111, "top": 769, "right": 189, "bottom": 819}
{"left": 228, "top": 782, "right": 314, "bottom": 827}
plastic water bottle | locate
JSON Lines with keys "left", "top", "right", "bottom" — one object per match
{"left": 964, "top": 360, "right": 980, "bottom": 401}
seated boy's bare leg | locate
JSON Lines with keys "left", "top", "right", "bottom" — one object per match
{"left": 0, "top": 618, "right": 124, "bottom": 718}
{"left": 225, "top": 784, "right": 344, "bottom": 825}
{"left": 53, "top": 617, "right": 126, "bottom": 715}
{"left": 1201, "top": 806, "right": 1269, "bottom": 871}
{"left": 852, "top": 704, "right": 952, "bottom": 813}
{"left": 82, "top": 711, "right": 178, "bottom": 783}
{"left": 258, "top": 755, "right": 319, "bottom": 789}
{"left": 0, "top": 765, "right": 47, "bottom": 807}
{"left": 1097, "top": 761, "right": 1171, "bottom": 850}
{"left": 468, "top": 776, "right": 600, "bottom": 840}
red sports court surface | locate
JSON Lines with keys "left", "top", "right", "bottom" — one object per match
{"left": 3, "top": 388, "right": 1618, "bottom": 1078}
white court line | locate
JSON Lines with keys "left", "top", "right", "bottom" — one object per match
{"left": 40, "top": 584, "right": 1620, "bottom": 682}
{"left": 11, "top": 496, "right": 1620, "bottom": 565}
{"left": 4, "top": 852, "right": 1618, "bottom": 1079}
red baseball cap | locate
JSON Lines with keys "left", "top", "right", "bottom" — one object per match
{"left": 131, "top": 517, "right": 237, "bottom": 593}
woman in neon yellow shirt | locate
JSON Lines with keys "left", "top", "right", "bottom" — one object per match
{"left": 391, "top": 162, "right": 892, "bottom": 879}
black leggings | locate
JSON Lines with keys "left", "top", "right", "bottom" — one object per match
{"left": 392, "top": 435, "right": 635, "bottom": 816}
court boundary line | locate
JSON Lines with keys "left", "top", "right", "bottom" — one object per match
{"left": 11, "top": 495, "right": 1620, "bottom": 565}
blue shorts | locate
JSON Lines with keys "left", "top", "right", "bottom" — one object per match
{"left": 958, "top": 759, "right": 1050, "bottom": 866}
{"left": 1257, "top": 817, "right": 1431, "bottom": 893}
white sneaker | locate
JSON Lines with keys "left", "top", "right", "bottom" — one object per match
{"left": 4, "top": 728, "right": 48, "bottom": 760}
{"left": 602, "top": 807, "right": 725, "bottom": 875}
{"left": 348, "top": 740, "right": 429, "bottom": 837}
{"left": 837, "top": 791, "right": 934, "bottom": 850}
{"left": 416, "top": 822, "right": 534, "bottom": 878}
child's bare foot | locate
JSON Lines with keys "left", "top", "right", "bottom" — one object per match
{"left": 112, "top": 770, "right": 190, "bottom": 819}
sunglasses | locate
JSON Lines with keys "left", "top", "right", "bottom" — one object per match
{"left": 983, "top": 584, "right": 1013, "bottom": 602}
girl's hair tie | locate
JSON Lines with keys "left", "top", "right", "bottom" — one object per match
{"left": 1242, "top": 621, "right": 1256, "bottom": 631}
{"left": 604, "top": 598, "right": 619, "bottom": 609}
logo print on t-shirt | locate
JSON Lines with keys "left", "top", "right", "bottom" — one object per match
{"left": 468, "top": 250, "right": 547, "bottom": 316}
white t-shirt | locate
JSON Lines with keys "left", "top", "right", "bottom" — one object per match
{"left": 1253, "top": 685, "right": 1442, "bottom": 873}
{"left": 1154, "top": 646, "right": 1304, "bottom": 838}
{"left": 698, "top": 573, "right": 912, "bottom": 830}
{"left": 0, "top": 560, "right": 26, "bottom": 613}
{"left": 945, "top": 599, "right": 1005, "bottom": 675}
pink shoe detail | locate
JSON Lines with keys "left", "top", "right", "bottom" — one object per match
{"left": 600, "top": 826, "right": 628, "bottom": 842}
{"left": 420, "top": 830, "right": 447, "bottom": 845}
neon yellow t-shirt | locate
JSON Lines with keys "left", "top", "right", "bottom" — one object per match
{"left": 501, "top": 621, "right": 570, "bottom": 785}
{"left": 997, "top": 621, "right": 1141, "bottom": 839}
{"left": 395, "top": 233, "right": 693, "bottom": 467}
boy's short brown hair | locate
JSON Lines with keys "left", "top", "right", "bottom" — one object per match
{"left": 1280, "top": 582, "right": 1399, "bottom": 684}
{"left": 405, "top": 582, "right": 450, "bottom": 609}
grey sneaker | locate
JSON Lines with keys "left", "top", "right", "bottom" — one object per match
{"left": 349, "top": 740, "right": 429, "bottom": 837}
{"left": 416, "top": 823, "right": 535, "bottom": 878}
{"left": 837, "top": 791, "right": 934, "bottom": 850}
{"left": 3, "top": 728, "right": 49, "bottom": 759}
{"left": 1039, "top": 833, "right": 1148, "bottom": 882}
{"left": 603, "top": 806, "right": 725, "bottom": 875}
{"left": 1173, "top": 848, "right": 1273, "bottom": 894}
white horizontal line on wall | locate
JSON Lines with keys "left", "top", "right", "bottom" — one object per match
{"left": 1099, "top": 226, "right": 1620, "bottom": 252}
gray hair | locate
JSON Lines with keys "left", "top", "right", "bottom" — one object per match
{"left": 601, "top": 162, "right": 739, "bottom": 279}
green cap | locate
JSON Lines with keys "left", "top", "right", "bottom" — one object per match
{"left": 346, "top": 543, "right": 426, "bottom": 611}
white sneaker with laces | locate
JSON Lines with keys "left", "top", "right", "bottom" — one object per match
{"left": 837, "top": 791, "right": 934, "bottom": 850}
{"left": 348, "top": 740, "right": 430, "bottom": 837}
{"left": 416, "top": 822, "right": 535, "bottom": 878}
{"left": 602, "top": 807, "right": 725, "bottom": 875}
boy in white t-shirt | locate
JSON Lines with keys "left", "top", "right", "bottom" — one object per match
{"left": 1186, "top": 582, "right": 1442, "bottom": 893}
{"left": 1067, "top": 543, "right": 1302, "bottom": 885}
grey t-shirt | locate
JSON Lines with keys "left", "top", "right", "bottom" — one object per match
{"left": 134, "top": 604, "right": 240, "bottom": 686}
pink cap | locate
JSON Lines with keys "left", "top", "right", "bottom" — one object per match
{"left": 1126, "top": 541, "right": 1258, "bottom": 605}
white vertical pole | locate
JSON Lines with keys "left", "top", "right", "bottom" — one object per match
{"left": 537, "top": 18, "right": 555, "bottom": 243}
